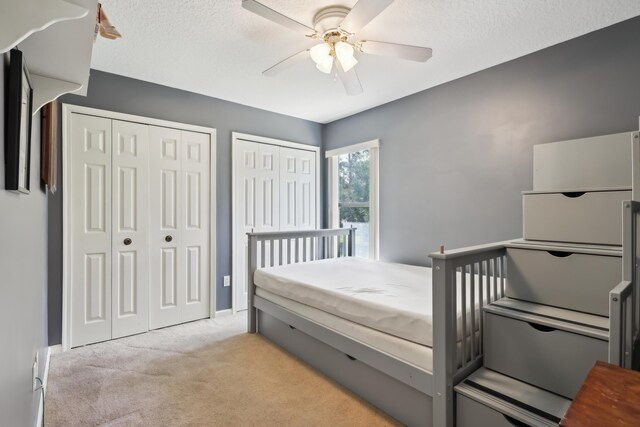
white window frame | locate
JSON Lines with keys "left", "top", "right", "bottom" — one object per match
{"left": 326, "top": 139, "right": 379, "bottom": 260}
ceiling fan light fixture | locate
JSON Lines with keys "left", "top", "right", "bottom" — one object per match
{"left": 335, "top": 41, "right": 357, "bottom": 72}
{"left": 316, "top": 55, "right": 334, "bottom": 73}
{"left": 310, "top": 42, "right": 331, "bottom": 64}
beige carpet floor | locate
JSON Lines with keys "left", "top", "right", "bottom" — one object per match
{"left": 46, "top": 313, "right": 399, "bottom": 426}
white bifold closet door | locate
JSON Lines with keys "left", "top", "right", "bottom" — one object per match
{"left": 149, "top": 126, "right": 210, "bottom": 330}
{"left": 279, "top": 147, "right": 317, "bottom": 231}
{"left": 111, "top": 120, "right": 150, "bottom": 339}
{"left": 233, "top": 140, "right": 316, "bottom": 311}
{"left": 70, "top": 114, "right": 149, "bottom": 347}
{"left": 233, "top": 140, "right": 280, "bottom": 312}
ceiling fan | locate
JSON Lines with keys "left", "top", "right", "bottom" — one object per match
{"left": 242, "top": 0, "right": 432, "bottom": 95}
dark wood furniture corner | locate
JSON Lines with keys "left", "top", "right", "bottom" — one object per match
{"left": 561, "top": 361, "right": 640, "bottom": 427}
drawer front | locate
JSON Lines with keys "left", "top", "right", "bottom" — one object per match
{"left": 533, "top": 132, "right": 633, "bottom": 192}
{"left": 457, "top": 394, "right": 532, "bottom": 427}
{"left": 483, "top": 312, "right": 608, "bottom": 399}
{"left": 523, "top": 190, "right": 630, "bottom": 245}
{"left": 506, "top": 248, "right": 621, "bottom": 316}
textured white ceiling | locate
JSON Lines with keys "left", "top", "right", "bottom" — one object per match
{"left": 91, "top": 1, "right": 640, "bottom": 123}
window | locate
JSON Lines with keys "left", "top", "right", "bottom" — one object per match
{"left": 327, "top": 140, "right": 379, "bottom": 259}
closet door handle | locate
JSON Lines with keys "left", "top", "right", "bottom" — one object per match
{"left": 123, "top": 238, "right": 132, "bottom": 246}
{"left": 165, "top": 235, "right": 173, "bottom": 242}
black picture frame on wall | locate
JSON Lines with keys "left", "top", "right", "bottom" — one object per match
{"left": 5, "top": 48, "right": 33, "bottom": 193}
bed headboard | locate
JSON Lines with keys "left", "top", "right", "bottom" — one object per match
{"left": 246, "top": 228, "right": 356, "bottom": 332}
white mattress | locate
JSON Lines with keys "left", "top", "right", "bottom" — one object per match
{"left": 254, "top": 257, "right": 482, "bottom": 347}
{"left": 254, "top": 257, "right": 434, "bottom": 345}
{"left": 256, "top": 287, "right": 434, "bottom": 371}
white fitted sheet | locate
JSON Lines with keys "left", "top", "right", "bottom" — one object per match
{"left": 254, "top": 258, "right": 433, "bottom": 345}
{"left": 256, "top": 287, "right": 434, "bottom": 371}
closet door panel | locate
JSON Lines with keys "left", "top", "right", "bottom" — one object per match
{"left": 233, "top": 141, "right": 280, "bottom": 311}
{"left": 296, "top": 150, "right": 316, "bottom": 230}
{"left": 111, "top": 120, "right": 149, "bottom": 339}
{"left": 149, "top": 126, "right": 182, "bottom": 329}
{"left": 258, "top": 146, "right": 280, "bottom": 233}
{"left": 233, "top": 140, "right": 258, "bottom": 312}
{"left": 70, "top": 114, "right": 113, "bottom": 347}
{"left": 258, "top": 145, "right": 280, "bottom": 267}
{"left": 279, "top": 147, "right": 317, "bottom": 231}
{"left": 279, "top": 148, "right": 298, "bottom": 231}
{"left": 181, "top": 130, "right": 210, "bottom": 322}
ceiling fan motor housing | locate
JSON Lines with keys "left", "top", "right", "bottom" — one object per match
{"left": 243, "top": 0, "right": 432, "bottom": 96}
{"left": 313, "top": 6, "right": 350, "bottom": 34}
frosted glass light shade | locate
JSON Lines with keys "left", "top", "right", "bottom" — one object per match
{"left": 310, "top": 43, "right": 331, "bottom": 64}
{"left": 335, "top": 41, "right": 358, "bottom": 71}
{"left": 316, "top": 55, "right": 334, "bottom": 73}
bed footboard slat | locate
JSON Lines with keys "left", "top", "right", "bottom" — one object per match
{"left": 269, "top": 240, "right": 275, "bottom": 267}
{"left": 310, "top": 237, "right": 315, "bottom": 261}
{"left": 460, "top": 266, "right": 467, "bottom": 365}
{"left": 479, "top": 261, "right": 485, "bottom": 356}
{"left": 328, "top": 235, "right": 334, "bottom": 258}
{"left": 489, "top": 258, "right": 498, "bottom": 302}
{"left": 470, "top": 263, "right": 476, "bottom": 360}
{"left": 500, "top": 255, "right": 506, "bottom": 298}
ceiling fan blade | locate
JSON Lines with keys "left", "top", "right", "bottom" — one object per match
{"left": 242, "top": 0, "right": 316, "bottom": 35}
{"left": 263, "top": 50, "right": 310, "bottom": 77}
{"left": 336, "top": 63, "right": 363, "bottom": 96}
{"left": 360, "top": 40, "right": 432, "bottom": 62}
{"left": 340, "top": 0, "right": 394, "bottom": 34}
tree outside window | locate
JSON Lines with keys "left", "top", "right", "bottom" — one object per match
{"left": 338, "top": 149, "right": 370, "bottom": 258}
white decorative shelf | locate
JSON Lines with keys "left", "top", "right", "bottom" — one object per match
{"left": 1, "top": 0, "right": 97, "bottom": 115}
{"left": 30, "top": 74, "right": 82, "bottom": 113}
{"left": 0, "top": 0, "right": 88, "bottom": 54}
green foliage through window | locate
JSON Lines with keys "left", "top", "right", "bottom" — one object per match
{"left": 338, "top": 149, "right": 370, "bottom": 225}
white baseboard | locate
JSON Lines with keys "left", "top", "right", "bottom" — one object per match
{"left": 215, "top": 309, "right": 233, "bottom": 317}
{"left": 35, "top": 346, "right": 52, "bottom": 427}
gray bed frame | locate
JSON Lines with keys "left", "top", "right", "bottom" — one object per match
{"left": 246, "top": 202, "right": 640, "bottom": 426}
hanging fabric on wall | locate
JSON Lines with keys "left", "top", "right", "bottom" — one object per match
{"left": 41, "top": 101, "right": 58, "bottom": 194}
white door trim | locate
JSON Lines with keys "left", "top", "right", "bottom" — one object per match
{"left": 231, "top": 132, "right": 321, "bottom": 313}
{"left": 234, "top": 132, "right": 320, "bottom": 153}
{"left": 62, "top": 103, "right": 217, "bottom": 351}
{"left": 325, "top": 139, "right": 380, "bottom": 158}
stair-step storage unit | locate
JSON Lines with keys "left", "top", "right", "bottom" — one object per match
{"left": 456, "top": 368, "right": 571, "bottom": 427}
{"left": 522, "top": 190, "right": 629, "bottom": 245}
{"left": 453, "top": 131, "right": 640, "bottom": 426}
{"left": 483, "top": 299, "right": 609, "bottom": 399}
{"left": 505, "top": 242, "right": 622, "bottom": 316}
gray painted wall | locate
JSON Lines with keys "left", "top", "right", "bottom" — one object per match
{"left": 0, "top": 53, "right": 49, "bottom": 426}
{"left": 48, "top": 71, "right": 322, "bottom": 344}
{"left": 323, "top": 16, "right": 640, "bottom": 267}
